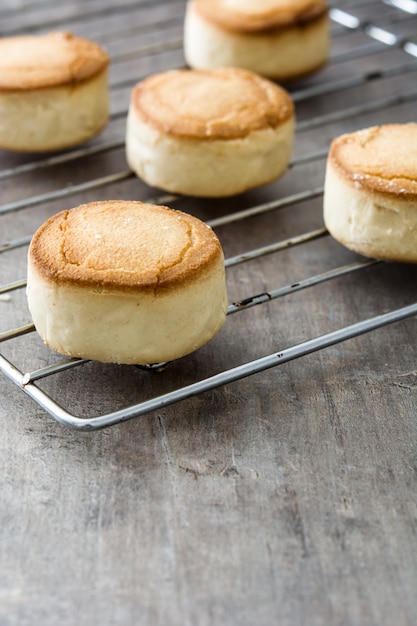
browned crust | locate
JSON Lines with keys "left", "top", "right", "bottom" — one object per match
{"left": 0, "top": 32, "right": 109, "bottom": 91}
{"left": 328, "top": 123, "right": 417, "bottom": 201}
{"left": 28, "top": 201, "right": 223, "bottom": 294}
{"left": 131, "top": 67, "right": 294, "bottom": 140}
{"left": 191, "top": 0, "right": 328, "bottom": 33}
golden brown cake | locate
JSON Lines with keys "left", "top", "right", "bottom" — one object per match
{"left": 27, "top": 201, "right": 228, "bottom": 364}
{"left": 0, "top": 32, "right": 109, "bottom": 152}
{"left": 323, "top": 123, "right": 417, "bottom": 263}
{"left": 126, "top": 67, "right": 295, "bottom": 197}
{"left": 184, "top": 0, "right": 330, "bottom": 82}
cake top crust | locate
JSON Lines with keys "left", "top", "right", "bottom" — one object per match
{"left": 329, "top": 123, "right": 417, "bottom": 199}
{"left": 131, "top": 67, "right": 294, "bottom": 140}
{"left": 191, "top": 0, "right": 328, "bottom": 33}
{"left": 0, "top": 32, "right": 109, "bottom": 91}
{"left": 28, "top": 201, "right": 223, "bottom": 293}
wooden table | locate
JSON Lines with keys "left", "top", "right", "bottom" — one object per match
{"left": 1, "top": 1, "right": 416, "bottom": 624}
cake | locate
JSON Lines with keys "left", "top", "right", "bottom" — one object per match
{"left": 126, "top": 66, "right": 295, "bottom": 197}
{"left": 183, "top": 0, "right": 330, "bottom": 82}
{"left": 323, "top": 123, "right": 417, "bottom": 263}
{"left": 27, "top": 200, "right": 228, "bottom": 364}
{"left": 0, "top": 32, "right": 109, "bottom": 152}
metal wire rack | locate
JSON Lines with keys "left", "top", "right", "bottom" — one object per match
{"left": 0, "top": 0, "right": 416, "bottom": 430}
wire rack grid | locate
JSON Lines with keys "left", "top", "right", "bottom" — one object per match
{"left": 0, "top": 0, "right": 416, "bottom": 430}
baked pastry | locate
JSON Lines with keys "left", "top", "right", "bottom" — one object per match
{"left": 183, "top": 0, "right": 330, "bottom": 82}
{"left": 0, "top": 32, "right": 109, "bottom": 152}
{"left": 323, "top": 123, "right": 417, "bottom": 263}
{"left": 27, "top": 200, "right": 228, "bottom": 364}
{"left": 126, "top": 67, "right": 295, "bottom": 197}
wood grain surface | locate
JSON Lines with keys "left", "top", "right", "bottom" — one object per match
{"left": 0, "top": 1, "right": 416, "bottom": 625}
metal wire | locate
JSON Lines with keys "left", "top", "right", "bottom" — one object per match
{"left": 1, "top": 302, "right": 416, "bottom": 431}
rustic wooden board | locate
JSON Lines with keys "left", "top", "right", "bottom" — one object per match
{"left": 0, "top": 1, "right": 416, "bottom": 624}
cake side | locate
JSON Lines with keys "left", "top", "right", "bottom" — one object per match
{"left": 126, "top": 68, "right": 295, "bottom": 196}
{"left": 0, "top": 70, "right": 108, "bottom": 152}
{"left": 323, "top": 124, "right": 417, "bottom": 263}
{"left": 27, "top": 201, "right": 228, "bottom": 363}
{"left": 184, "top": 0, "right": 329, "bottom": 81}
{"left": 126, "top": 109, "right": 295, "bottom": 197}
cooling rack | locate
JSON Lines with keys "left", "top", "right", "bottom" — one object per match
{"left": 0, "top": 0, "right": 416, "bottom": 430}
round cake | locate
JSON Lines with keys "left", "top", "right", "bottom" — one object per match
{"left": 126, "top": 67, "right": 295, "bottom": 197}
{"left": 183, "top": 0, "right": 330, "bottom": 82}
{"left": 27, "top": 201, "right": 228, "bottom": 364}
{"left": 0, "top": 32, "right": 109, "bottom": 152}
{"left": 323, "top": 123, "right": 417, "bottom": 263}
